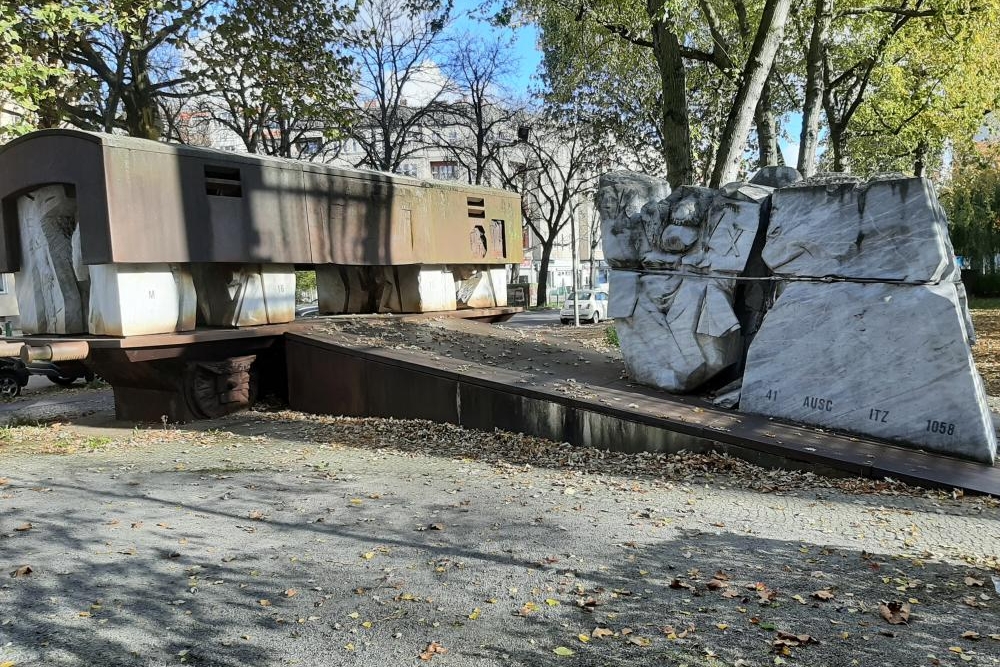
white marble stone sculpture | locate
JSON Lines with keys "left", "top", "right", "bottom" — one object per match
{"left": 738, "top": 174, "right": 995, "bottom": 463}
{"left": 605, "top": 168, "right": 994, "bottom": 462}
{"left": 15, "top": 185, "right": 87, "bottom": 334}
{"left": 454, "top": 266, "right": 507, "bottom": 309}
{"left": 750, "top": 165, "right": 802, "bottom": 189}
{"left": 764, "top": 176, "right": 954, "bottom": 282}
{"left": 192, "top": 264, "right": 295, "bottom": 327}
{"left": 608, "top": 181, "right": 771, "bottom": 392}
{"left": 597, "top": 171, "right": 671, "bottom": 267}
{"left": 88, "top": 264, "right": 197, "bottom": 336}
{"left": 741, "top": 281, "right": 996, "bottom": 463}
{"left": 617, "top": 274, "right": 743, "bottom": 391}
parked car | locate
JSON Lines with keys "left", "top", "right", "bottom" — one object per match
{"left": 560, "top": 289, "right": 609, "bottom": 324}
{"left": 0, "top": 356, "right": 30, "bottom": 398}
{"left": 27, "top": 359, "right": 95, "bottom": 386}
{"left": 295, "top": 301, "right": 319, "bottom": 318}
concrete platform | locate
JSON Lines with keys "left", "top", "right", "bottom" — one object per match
{"left": 286, "top": 325, "right": 1000, "bottom": 495}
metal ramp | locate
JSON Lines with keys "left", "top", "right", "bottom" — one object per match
{"left": 285, "top": 328, "right": 1000, "bottom": 496}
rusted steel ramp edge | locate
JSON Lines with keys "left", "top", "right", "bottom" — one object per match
{"left": 285, "top": 331, "right": 1000, "bottom": 495}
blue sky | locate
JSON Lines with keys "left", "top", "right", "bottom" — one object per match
{"left": 451, "top": 0, "right": 542, "bottom": 86}
{"left": 450, "top": 2, "right": 804, "bottom": 168}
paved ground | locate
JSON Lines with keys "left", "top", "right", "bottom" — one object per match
{"left": 0, "top": 379, "right": 111, "bottom": 425}
{"left": 1, "top": 403, "right": 999, "bottom": 667}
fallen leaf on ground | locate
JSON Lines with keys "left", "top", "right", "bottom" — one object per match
{"left": 259, "top": 599, "right": 271, "bottom": 607}
{"left": 965, "top": 577, "right": 984, "bottom": 587}
{"left": 577, "top": 634, "right": 590, "bottom": 643}
{"left": 517, "top": 601, "right": 538, "bottom": 616}
{"left": 248, "top": 510, "right": 266, "bottom": 520}
{"left": 428, "top": 523, "right": 445, "bottom": 531}
{"left": 419, "top": 642, "right": 448, "bottom": 661}
{"left": 879, "top": 601, "right": 910, "bottom": 625}
{"left": 0, "top": 660, "right": 16, "bottom": 667}
{"left": 707, "top": 578, "right": 728, "bottom": 590}
{"left": 10, "top": 565, "right": 31, "bottom": 577}
{"left": 284, "top": 589, "right": 298, "bottom": 598}
{"left": 468, "top": 608, "right": 480, "bottom": 620}
{"left": 14, "top": 523, "right": 32, "bottom": 532}
{"left": 812, "top": 589, "right": 835, "bottom": 601}
{"left": 669, "top": 579, "right": 694, "bottom": 591}
{"left": 553, "top": 646, "right": 574, "bottom": 656}
{"left": 592, "top": 627, "right": 613, "bottom": 639}
{"left": 962, "top": 631, "right": 982, "bottom": 640}
{"left": 755, "top": 584, "right": 778, "bottom": 603}
{"left": 772, "top": 631, "right": 818, "bottom": 651}
{"left": 545, "top": 598, "right": 559, "bottom": 606}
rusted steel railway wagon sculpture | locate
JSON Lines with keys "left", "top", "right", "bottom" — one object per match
{"left": 0, "top": 130, "right": 523, "bottom": 420}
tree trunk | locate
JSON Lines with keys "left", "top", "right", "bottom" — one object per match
{"left": 710, "top": 0, "right": 792, "bottom": 187}
{"left": 913, "top": 140, "right": 928, "bottom": 177}
{"left": 536, "top": 240, "right": 554, "bottom": 308}
{"left": 797, "top": 0, "right": 831, "bottom": 177}
{"left": 828, "top": 120, "right": 847, "bottom": 171}
{"left": 647, "top": 0, "right": 692, "bottom": 188}
{"left": 754, "top": 76, "right": 778, "bottom": 168}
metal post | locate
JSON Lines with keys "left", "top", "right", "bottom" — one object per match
{"left": 571, "top": 208, "right": 580, "bottom": 327}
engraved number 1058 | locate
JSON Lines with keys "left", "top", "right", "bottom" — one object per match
{"left": 926, "top": 420, "right": 955, "bottom": 436}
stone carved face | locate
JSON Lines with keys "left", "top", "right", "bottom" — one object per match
{"left": 597, "top": 172, "right": 671, "bottom": 268}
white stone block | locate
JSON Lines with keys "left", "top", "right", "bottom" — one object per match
{"left": 616, "top": 275, "right": 742, "bottom": 392}
{"left": 14, "top": 185, "right": 87, "bottom": 334}
{"left": 88, "top": 264, "right": 196, "bottom": 336}
{"left": 740, "top": 281, "right": 996, "bottom": 463}
{"left": 455, "top": 266, "right": 506, "bottom": 309}
{"left": 316, "top": 266, "right": 369, "bottom": 314}
{"left": 192, "top": 263, "right": 295, "bottom": 327}
{"left": 608, "top": 270, "right": 639, "bottom": 319}
{"left": 764, "top": 177, "right": 954, "bottom": 282}
{"left": 697, "top": 184, "right": 772, "bottom": 275}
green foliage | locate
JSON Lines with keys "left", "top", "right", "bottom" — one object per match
{"left": 604, "top": 324, "right": 619, "bottom": 348}
{"left": 839, "top": 0, "right": 1000, "bottom": 176}
{"left": 295, "top": 271, "right": 317, "bottom": 302}
{"left": 187, "top": 0, "right": 357, "bottom": 157}
{"left": 941, "top": 149, "right": 1000, "bottom": 276}
{"left": 0, "top": 1, "right": 99, "bottom": 139}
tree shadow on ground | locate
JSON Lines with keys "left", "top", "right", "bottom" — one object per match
{"left": 1, "top": 463, "right": 996, "bottom": 667}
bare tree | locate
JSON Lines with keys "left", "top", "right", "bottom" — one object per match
{"left": 179, "top": 0, "right": 356, "bottom": 159}
{"left": 426, "top": 31, "right": 527, "bottom": 186}
{"left": 496, "top": 110, "right": 607, "bottom": 306}
{"left": 346, "top": 0, "right": 456, "bottom": 172}
{"left": 56, "top": 0, "right": 209, "bottom": 139}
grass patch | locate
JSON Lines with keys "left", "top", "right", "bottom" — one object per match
{"left": 604, "top": 324, "right": 620, "bottom": 348}
{"left": 969, "top": 297, "right": 1000, "bottom": 310}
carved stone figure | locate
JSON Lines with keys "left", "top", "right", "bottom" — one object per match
{"left": 597, "top": 171, "right": 671, "bottom": 267}
{"left": 605, "top": 179, "right": 771, "bottom": 392}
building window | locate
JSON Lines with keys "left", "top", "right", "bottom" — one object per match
{"left": 0, "top": 274, "right": 7, "bottom": 295}
{"left": 298, "top": 138, "right": 323, "bottom": 157}
{"left": 398, "top": 163, "right": 418, "bottom": 178}
{"left": 431, "top": 161, "right": 459, "bottom": 180}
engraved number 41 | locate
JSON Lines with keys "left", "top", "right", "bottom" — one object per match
{"left": 765, "top": 389, "right": 778, "bottom": 401}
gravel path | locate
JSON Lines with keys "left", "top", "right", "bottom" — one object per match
{"left": 1, "top": 408, "right": 998, "bottom": 667}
